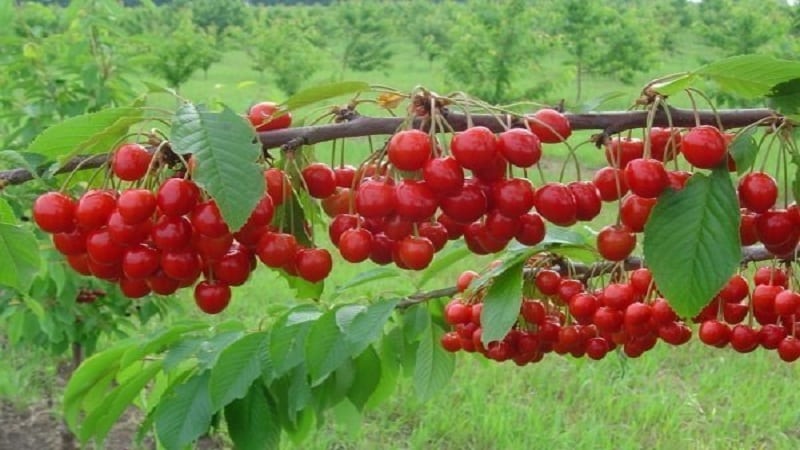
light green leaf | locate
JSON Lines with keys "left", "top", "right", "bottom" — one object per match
{"left": 335, "top": 267, "right": 401, "bottom": 294}
{"left": 644, "top": 169, "right": 740, "bottom": 318}
{"left": 696, "top": 55, "right": 800, "bottom": 98}
{"left": 64, "top": 344, "right": 133, "bottom": 429}
{"left": 282, "top": 271, "right": 324, "bottom": 300}
{"left": 0, "top": 223, "right": 40, "bottom": 292}
{"left": 281, "top": 81, "right": 369, "bottom": 111}
{"left": 347, "top": 346, "right": 382, "bottom": 411}
{"left": 480, "top": 260, "right": 524, "bottom": 345}
{"left": 729, "top": 128, "right": 758, "bottom": 175}
{"left": 270, "top": 307, "right": 320, "bottom": 377}
{"left": 210, "top": 331, "right": 269, "bottom": 409}
{"left": 0, "top": 197, "right": 17, "bottom": 222}
{"left": 155, "top": 371, "right": 214, "bottom": 450}
{"left": 305, "top": 308, "right": 352, "bottom": 385}
{"left": 649, "top": 72, "right": 697, "bottom": 97}
{"left": 26, "top": 107, "right": 145, "bottom": 161}
{"left": 413, "top": 321, "right": 454, "bottom": 401}
{"left": 170, "top": 103, "right": 265, "bottom": 231}
{"left": 344, "top": 298, "right": 398, "bottom": 356}
{"left": 225, "top": 383, "right": 281, "bottom": 450}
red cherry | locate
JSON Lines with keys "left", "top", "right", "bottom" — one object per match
{"left": 437, "top": 214, "right": 466, "bottom": 240}
{"left": 302, "top": 163, "right": 337, "bottom": 199}
{"left": 440, "top": 183, "right": 487, "bottom": 224}
{"left": 774, "top": 289, "right": 800, "bottom": 316}
{"left": 107, "top": 211, "right": 150, "bottom": 245}
{"left": 463, "top": 222, "right": 508, "bottom": 255}
{"left": 515, "top": 212, "right": 546, "bottom": 246}
{"left": 334, "top": 165, "right": 357, "bottom": 188}
{"left": 777, "top": 336, "right": 800, "bottom": 362}
{"left": 194, "top": 280, "right": 232, "bottom": 314}
{"left": 256, "top": 232, "right": 298, "bottom": 268}
{"left": 623, "top": 158, "right": 669, "bottom": 198}
{"left": 605, "top": 137, "right": 644, "bottom": 168}
{"left": 248, "top": 101, "right": 291, "bottom": 131}
{"left": 493, "top": 178, "right": 535, "bottom": 218}
{"left": 738, "top": 172, "right": 778, "bottom": 213}
{"left": 394, "top": 180, "right": 438, "bottom": 222}
{"left": 557, "top": 279, "right": 584, "bottom": 305}
{"left": 119, "top": 277, "right": 151, "bottom": 299}
{"left": 112, "top": 143, "right": 152, "bottom": 181}
{"left": 418, "top": 221, "right": 448, "bottom": 251}
{"left": 620, "top": 195, "right": 656, "bottom": 233}
{"left": 445, "top": 301, "right": 472, "bottom": 325}
{"left": 397, "top": 236, "right": 435, "bottom": 270}
{"left": 651, "top": 298, "right": 677, "bottom": 325}
{"left": 151, "top": 215, "right": 192, "bottom": 251}
{"left": 534, "top": 183, "right": 576, "bottom": 226}
{"left": 88, "top": 259, "right": 121, "bottom": 281}
{"left": 356, "top": 178, "right": 396, "bottom": 218}
{"left": 117, "top": 189, "right": 156, "bottom": 224}
{"left": 740, "top": 210, "right": 759, "bottom": 245}
{"left": 52, "top": 229, "right": 86, "bottom": 255}
{"left": 66, "top": 253, "right": 92, "bottom": 275}
{"left": 718, "top": 274, "right": 749, "bottom": 303}
{"left": 339, "top": 228, "right": 373, "bottom": 263}
{"left": 295, "top": 248, "right": 332, "bottom": 283}
{"left": 264, "top": 168, "right": 291, "bottom": 206}
{"left": 450, "top": 126, "right": 498, "bottom": 170}
{"left": 567, "top": 181, "right": 602, "bottom": 221}
{"left": 161, "top": 249, "right": 202, "bottom": 281}
{"left": 699, "top": 320, "right": 731, "bottom": 347}
{"left": 753, "top": 266, "right": 789, "bottom": 287}
{"left": 85, "top": 228, "right": 125, "bottom": 265}
{"left": 243, "top": 195, "right": 275, "bottom": 229}
{"left": 526, "top": 108, "right": 571, "bottom": 143}
{"left": 648, "top": 127, "right": 681, "bottom": 162}
{"left": 593, "top": 306, "right": 623, "bottom": 333}
{"left": 456, "top": 271, "right": 479, "bottom": 293}
{"left": 189, "top": 200, "right": 228, "bottom": 238}
{"left": 369, "top": 233, "right": 394, "bottom": 265}
{"left": 485, "top": 210, "right": 521, "bottom": 241}
{"left": 422, "top": 157, "right": 465, "bottom": 196}
{"left": 667, "top": 170, "right": 692, "bottom": 190}
{"left": 472, "top": 155, "right": 508, "bottom": 182}
{"left": 321, "top": 188, "right": 353, "bottom": 218}
{"left": 440, "top": 331, "right": 462, "bottom": 352}
{"left": 122, "top": 244, "right": 160, "bottom": 279}
{"left": 497, "top": 128, "right": 541, "bottom": 168}
{"left": 569, "top": 293, "right": 599, "bottom": 320}
{"left": 630, "top": 268, "right": 654, "bottom": 296}
{"left": 329, "top": 214, "right": 362, "bottom": 246}
{"left": 75, "top": 190, "right": 116, "bottom": 231}
{"left": 756, "top": 209, "right": 797, "bottom": 246}
{"left": 592, "top": 167, "right": 628, "bottom": 202}
{"left": 388, "top": 129, "right": 431, "bottom": 171}
{"left": 681, "top": 125, "right": 727, "bottom": 169}
{"left": 759, "top": 324, "right": 787, "bottom": 349}
{"left": 156, "top": 178, "right": 199, "bottom": 217}
{"left": 602, "top": 283, "right": 636, "bottom": 310}
{"left": 535, "top": 269, "right": 561, "bottom": 296}
{"left": 596, "top": 225, "right": 636, "bottom": 261}
{"left": 211, "top": 247, "right": 252, "bottom": 286}
{"left": 33, "top": 192, "right": 76, "bottom": 233}
{"left": 147, "top": 270, "right": 180, "bottom": 295}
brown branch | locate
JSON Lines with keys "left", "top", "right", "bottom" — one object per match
{"left": 0, "top": 107, "right": 780, "bottom": 188}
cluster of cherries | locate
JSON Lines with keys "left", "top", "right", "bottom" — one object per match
{"left": 440, "top": 266, "right": 692, "bottom": 365}
{"left": 694, "top": 266, "right": 800, "bottom": 361}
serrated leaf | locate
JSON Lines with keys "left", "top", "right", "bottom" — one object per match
{"left": 0, "top": 223, "right": 40, "bottom": 292}
{"left": 305, "top": 308, "right": 353, "bottom": 385}
{"left": 696, "top": 55, "right": 800, "bottom": 98}
{"left": 347, "top": 346, "right": 382, "bottom": 411}
{"left": 155, "top": 371, "right": 214, "bottom": 450}
{"left": 225, "top": 383, "right": 281, "bottom": 450}
{"left": 210, "top": 331, "right": 269, "bottom": 409}
{"left": 729, "top": 128, "right": 759, "bottom": 175}
{"left": 26, "top": 107, "right": 145, "bottom": 161}
{"left": 281, "top": 81, "right": 369, "bottom": 111}
{"left": 480, "top": 260, "right": 524, "bottom": 345}
{"left": 270, "top": 308, "right": 319, "bottom": 377}
{"left": 644, "top": 169, "right": 740, "bottom": 318}
{"left": 170, "top": 104, "right": 265, "bottom": 231}
{"left": 413, "top": 321, "right": 454, "bottom": 400}
{"left": 344, "top": 298, "right": 398, "bottom": 356}
{"left": 335, "top": 267, "right": 401, "bottom": 294}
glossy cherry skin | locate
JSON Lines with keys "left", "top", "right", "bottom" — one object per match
{"left": 156, "top": 178, "right": 200, "bottom": 217}
{"left": 624, "top": 158, "right": 669, "bottom": 199}
{"left": 356, "top": 179, "right": 396, "bottom": 218}
{"left": 248, "top": 101, "right": 291, "bottom": 131}
{"left": 194, "top": 280, "right": 232, "bottom": 314}
{"left": 681, "top": 125, "right": 727, "bottom": 169}
{"left": 397, "top": 236, "right": 435, "bottom": 270}
{"left": 112, "top": 143, "right": 152, "bottom": 181}
{"left": 596, "top": 225, "right": 636, "bottom": 261}
{"left": 498, "top": 128, "right": 541, "bottom": 168}
{"left": 394, "top": 180, "right": 438, "bottom": 222}
{"left": 534, "top": 183, "right": 577, "bottom": 226}
{"left": 302, "top": 163, "right": 337, "bottom": 199}
{"left": 738, "top": 172, "right": 778, "bottom": 213}
{"left": 526, "top": 109, "right": 571, "bottom": 143}
{"left": 295, "top": 248, "right": 333, "bottom": 282}
{"left": 117, "top": 189, "right": 156, "bottom": 224}
{"left": 450, "top": 126, "right": 498, "bottom": 171}
{"left": 33, "top": 192, "right": 76, "bottom": 233}
{"left": 388, "top": 129, "right": 431, "bottom": 171}
{"left": 422, "top": 157, "right": 464, "bottom": 196}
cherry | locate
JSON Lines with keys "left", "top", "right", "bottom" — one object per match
{"left": 753, "top": 266, "right": 788, "bottom": 287}
{"left": 194, "top": 280, "right": 232, "bottom": 314}
{"left": 151, "top": 215, "right": 192, "bottom": 251}
{"left": 334, "top": 165, "right": 357, "bottom": 188}
{"left": 752, "top": 284, "right": 782, "bottom": 314}
{"left": 243, "top": 195, "right": 275, "bottom": 229}
{"left": 88, "top": 259, "right": 122, "bottom": 281}
{"left": 472, "top": 155, "right": 508, "bottom": 182}
{"left": 605, "top": 137, "right": 643, "bottom": 168}
{"left": 569, "top": 293, "right": 599, "bottom": 320}
{"left": 437, "top": 214, "right": 466, "bottom": 240}
{"left": 756, "top": 209, "right": 797, "bottom": 246}
{"left": 33, "top": 192, "right": 76, "bottom": 233}
{"left": 440, "top": 183, "right": 487, "bottom": 224}
{"left": 777, "top": 336, "right": 800, "bottom": 362}
{"left": 592, "top": 167, "right": 628, "bottom": 201}
{"left": 651, "top": 298, "right": 678, "bottom": 325}
{"left": 739, "top": 210, "right": 759, "bottom": 245}
{"left": 515, "top": 212, "right": 546, "bottom": 246}
{"left": 723, "top": 302, "right": 748, "bottom": 324}
{"left": 264, "top": 168, "right": 291, "bottom": 205}
{"left": 774, "top": 289, "right": 800, "bottom": 316}
{"left": 534, "top": 182, "right": 577, "bottom": 226}
{"left": 456, "top": 270, "right": 479, "bottom": 293}
{"left": 75, "top": 190, "right": 116, "bottom": 231}
{"left": 369, "top": 233, "right": 394, "bottom": 265}
{"left": 624, "top": 158, "right": 669, "bottom": 198}
{"left": 52, "top": 230, "right": 86, "bottom": 255}
{"left": 485, "top": 210, "right": 520, "bottom": 241}
{"left": 117, "top": 189, "right": 156, "bottom": 224}
{"left": 122, "top": 244, "right": 160, "bottom": 279}
{"left": 397, "top": 236, "right": 435, "bottom": 270}
{"left": 464, "top": 222, "right": 508, "bottom": 255}
{"left": 681, "top": 125, "right": 727, "bottom": 169}
{"left": 526, "top": 109, "right": 571, "bottom": 143}
{"left": 356, "top": 178, "right": 396, "bottom": 218}
{"left": 147, "top": 270, "right": 180, "bottom": 295}
{"left": 535, "top": 269, "right": 561, "bottom": 296}
{"left": 388, "top": 129, "right": 431, "bottom": 171}
{"left": 556, "top": 279, "right": 584, "bottom": 305}
{"left": 302, "top": 163, "right": 337, "bottom": 199}
{"left": 440, "top": 332, "right": 462, "bottom": 352}
{"left": 596, "top": 225, "right": 636, "bottom": 261}
{"left": 338, "top": 228, "right": 373, "bottom": 263}
{"left": 497, "top": 128, "right": 541, "bottom": 168}
{"left": 699, "top": 320, "right": 731, "bottom": 347}
{"left": 445, "top": 301, "right": 472, "bottom": 325}
{"left": 211, "top": 247, "right": 252, "bottom": 286}
{"left": 107, "top": 211, "right": 150, "bottom": 246}
{"left": 620, "top": 195, "right": 656, "bottom": 233}
{"left": 493, "top": 178, "right": 535, "bottom": 218}
{"left": 248, "top": 101, "right": 291, "bottom": 131}
{"left": 382, "top": 214, "right": 412, "bottom": 240}
{"left": 295, "top": 248, "right": 332, "bottom": 282}
{"left": 321, "top": 188, "right": 353, "bottom": 218}
{"left": 418, "top": 221, "right": 448, "bottom": 251}
{"left": 157, "top": 178, "right": 199, "bottom": 217}
{"left": 603, "top": 283, "right": 636, "bottom": 310}
{"left": 648, "top": 127, "right": 681, "bottom": 162}
{"left": 450, "top": 126, "right": 498, "bottom": 170}
{"left": 593, "top": 306, "right": 623, "bottom": 333}
{"left": 718, "top": 274, "right": 749, "bottom": 303}
{"left": 67, "top": 254, "right": 92, "bottom": 276}
{"left": 667, "top": 170, "right": 692, "bottom": 190}
{"left": 161, "top": 249, "right": 202, "bottom": 281}
{"left": 585, "top": 337, "right": 610, "bottom": 360}
{"left": 85, "top": 228, "right": 125, "bottom": 265}
{"left": 394, "top": 180, "right": 438, "bottom": 222}
{"left": 329, "top": 214, "right": 362, "bottom": 245}
{"left": 119, "top": 277, "right": 151, "bottom": 299}
{"left": 422, "top": 157, "right": 465, "bottom": 196}
{"left": 112, "top": 143, "right": 152, "bottom": 181}
{"left": 738, "top": 172, "right": 778, "bottom": 213}
{"left": 759, "top": 324, "right": 787, "bottom": 349}
{"left": 256, "top": 232, "right": 298, "bottom": 268}
{"left": 565, "top": 181, "right": 601, "bottom": 221}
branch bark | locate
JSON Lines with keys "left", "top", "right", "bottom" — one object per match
{"left": 0, "top": 107, "right": 780, "bottom": 187}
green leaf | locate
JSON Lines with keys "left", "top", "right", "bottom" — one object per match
{"left": 210, "top": 331, "right": 269, "bottom": 410}
{"left": 347, "top": 346, "right": 382, "bottom": 411}
{"left": 644, "top": 169, "right": 740, "bottom": 318}
{"left": 225, "top": 384, "right": 281, "bottom": 450}
{"left": 767, "top": 78, "right": 800, "bottom": 115}
{"left": 170, "top": 103, "right": 265, "bottom": 231}
{"left": 649, "top": 72, "right": 697, "bottom": 97}
{"left": 26, "top": 107, "right": 145, "bottom": 161}
{"left": 270, "top": 307, "right": 320, "bottom": 376}
{"left": 281, "top": 81, "right": 369, "bottom": 111}
{"left": 418, "top": 242, "right": 470, "bottom": 288}
{"left": 480, "top": 260, "right": 524, "bottom": 345}
{"left": 696, "top": 55, "right": 800, "bottom": 98}
{"left": 282, "top": 271, "right": 324, "bottom": 300}
{"left": 335, "top": 267, "right": 401, "bottom": 294}
{"left": 305, "top": 308, "right": 355, "bottom": 385}
{"left": 64, "top": 344, "right": 133, "bottom": 429}
{"left": 413, "top": 321, "right": 454, "bottom": 401}
{"left": 155, "top": 371, "right": 214, "bottom": 450}
{"left": 344, "top": 298, "right": 398, "bottom": 356}
{"left": 0, "top": 224, "right": 40, "bottom": 293}
{"left": 729, "top": 128, "right": 759, "bottom": 175}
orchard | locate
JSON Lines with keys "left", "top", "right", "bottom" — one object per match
{"left": 1, "top": 2, "right": 800, "bottom": 445}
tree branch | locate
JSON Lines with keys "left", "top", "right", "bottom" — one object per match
{"left": 0, "top": 107, "right": 780, "bottom": 187}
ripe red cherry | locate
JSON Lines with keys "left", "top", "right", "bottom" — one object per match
{"left": 485, "top": 210, "right": 521, "bottom": 241}
{"left": 667, "top": 170, "right": 692, "bottom": 190}
{"left": 681, "top": 125, "right": 727, "bottom": 169}
{"left": 394, "top": 180, "right": 438, "bottom": 222}
{"left": 422, "top": 157, "right": 464, "bottom": 196}
{"left": 321, "top": 188, "right": 353, "bottom": 218}
{"left": 620, "top": 195, "right": 657, "bottom": 233}
{"left": 739, "top": 210, "right": 759, "bottom": 245}
{"left": 338, "top": 228, "right": 373, "bottom": 263}
{"left": 295, "top": 248, "right": 332, "bottom": 282}
{"left": 418, "top": 221, "right": 448, "bottom": 251}
{"left": 369, "top": 233, "right": 394, "bottom": 265}
{"left": 122, "top": 244, "right": 160, "bottom": 279}
{"left": 756, "top": 209, "right": 797, "bottom": 246}
{"left": 33, "top": 192, "right": 76, "bottom": 233}
{"left": 75, "top": 190, "right": 116, "bottom": 231}
{"left": 85, "top": 228, "right": 125, "bottom": 265}
{"left": 630, "top": 268, "right": 654, "bottom": 296}
{"left": 107, "top": 211, "right": 150, "bottom": 245}
{"left": 156, "top": 178, "right": 199, "bottom": 217}
{"left": 738, "top": 172, "right": 778, "bottom": 213}
{"left": 649, "top": 127, "right": 681, "bottom": 162}
{"left": 151, "top": 215, "right": 193, "bottom": 251}
{"left": 445, "top": 301, "right": 472, "bottom": 325}
{"left": 119, "top": 278, "right": 151, "bottom": 299}
{"left": 388, "top": 129, "right": 431, "bottom": 171}
{"left": 698, "top": 320, "right": 731, "bottom": 347}
{"left": 777, "top": 336, "right": 800, "bottom": 362}
{"left": 191, "top": 200, "right": 229, "bottom": 238}
{"left": 624, "top": 158, "right": 669, "bottom": 198}
{"left": 718, "top": 274, "right": 749, "bottom": 303}
{"left": 329, "top": 213, "right": 362, "bottom": 245}
{"left": 463, "top": 222, "right": 508, "bottom": 255}
{"left": 774, "top": 289, "right": 800, "bottom": 316}
{"left": 301, "top": 163, "right": 337, "bottom": 199}
{"left": 248, "top": 101, "right": 291, "bottom": 131}
{"left": 456, "top": 270, "right": 479, "bottom": 293}
{"left": 334, "top": 165, "right": 356, "bottom": 188}
{"left": 117, "top": 189, "right": 156, "bottom": 224}
{"left": 194, "top": 280, "right": 232, "bottom": 314}
{"left": 567, "top": 181, "right": 602, "bottom": 221}
{"left": 397, "top": 236, "right": 435, "bottom": 270}
{"left": 597, "top": 225, "right": 636, "bottom": 261}
{"left": 112, "top": 143, "right": 152, "bottom": 181}
{"left": 440, "top": 331, "right": 462, "bottom": 352}
{"left": 243, "top": 195, "right": 275, "bottom": 229}
{"left": 211, "top": 247, "right": 252, "bottom": 286}
{"left": 440, "top": 183, "right": 487, "bottom": 224}
{"left": 534, "top": 183, "right": 577, "bottom": 226}
{"left": 493, "top": 178, "right": 535, "bottom": 218}
{"left": 437, "top": 214, "right": 465, "bottom": 240}
{"left": 605, "top": 137, "right": 644, "bottom": 168}
{"left": 497, "top": 128, "right": 541, "bottom": 168}
{"left": 161, "top": 249, "right": 202, "bottom": 281}
{"left": 471, "top": 155, "right": 508, "bottom": 182}
{"left": 535, "top": 269, "right": 561, "bottom": 295}
{"left": 450, "top": 126, "right": 498, "bottom": 170}
{"left": 592, "top": 167, "right": 628, "bottom": 201}
{"left": 256, "top": 232, "right": 297, "bottom": 268}
{"left": 52, "top": 229, "right": 86, "bottom": 255}
{"left": 147, "top": 270, "right": 180, "bottom": 295}
{"left": 753, "top": 266, "right": 788, "bottom": 287}
{"left": 356, "top": 178, "right": 396, "bottom": 218}
{"left": 264, "top": 168, "right": 291, "bottom": 206}
{"left": 515, "top": 212, "right": 546, "bottom": 246}
{"left": 526, "top": 108, "right": 571, "bottom": 143}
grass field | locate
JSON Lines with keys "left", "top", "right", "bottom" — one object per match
{"left": 4, "top": 28, "right": 800, "bottom": 450}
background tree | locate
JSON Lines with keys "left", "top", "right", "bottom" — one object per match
{"left": 405, "top": 0, "right": 452, "bottom": 66}
{"left": 333, "top": 0, "right": 395, "bottom": 78}
{"left": 697, "top": 0, "right": 791, "bottom": 57}
{"left": 174, "top": 0, "right": 248, "bottom": 38}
